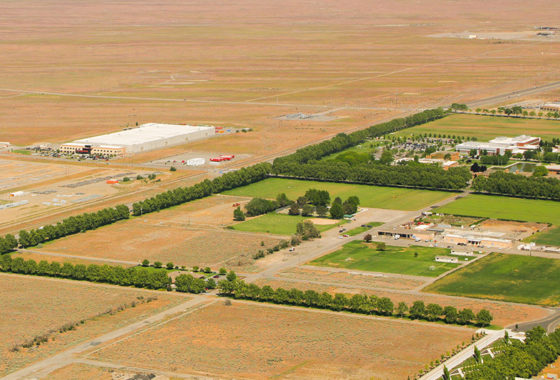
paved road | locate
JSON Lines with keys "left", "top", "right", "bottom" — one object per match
{"left": 512, "top": 308, "right": 560, "bottom": 333}
{"left": 467, "top": 80, "right": 560, "bottom": 108}
{"left": 419, "top": 329, "right": 507, "bottom": 380}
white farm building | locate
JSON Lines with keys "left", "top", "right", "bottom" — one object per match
{"left": 60, "top": 123, "right": 215, "bottom": 156}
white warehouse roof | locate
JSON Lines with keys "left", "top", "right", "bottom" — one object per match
{"left": 74, "top": 123, "right": 214, "bottom": 147}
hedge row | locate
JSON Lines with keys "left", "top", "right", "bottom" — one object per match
{"left": 0, "top": 255, "right": 170, "bottom": 290}
{"left": 218, "top": 279, "right": 493, "bottom": 327}
{"left": 473, "top": 171, "right": 560, "bottom": 200}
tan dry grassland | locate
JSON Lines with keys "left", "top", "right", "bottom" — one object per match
{"left": 38, "top": 195, "right": 282, "bottom": 268}
{"left": 1, "top": 0, "right": 560, "bottom": 154}
{"left": 89, "top": 302, "right": 472, "bottom": 379}
{"left": 0, "top": 274, "right": 185, "bottom": 376}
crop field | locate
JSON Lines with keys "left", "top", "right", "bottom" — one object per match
{"left": 424, "top": 253, "right": 560, "bottom": 306}
{"left": 311, "top": 241, "right": 458, "bottom": 277}
{"left": 0, "top": 274, "right": 185, "bottom": 375}
{"left": 527, "top": 226, "right": 560, "bottom": 247}
{"left": 254, "top": 277, "right": 550, "bottom": 328}
{"left": 230, "top": 213, "right": 344, "bottom": 235}
{"left": 39, "top": 221, "right": 282, "bottom": 269}
{"left": 223, "top": 178, "right": 453, "bottom": 211}
{"left": 393, "top": 114, "right": 560, "bottom": 141}
{"left": 90, "top": 301, "right": 472, "bottom": 379}
{"left": 436, "top": 194, "right": 560, "bottom": 225}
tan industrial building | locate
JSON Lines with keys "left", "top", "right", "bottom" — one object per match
{"left": 60, "top": 123, "right": 215, "bottom": 156}
{"left": 59, "top": 144, "right": 126, "bottom": 156}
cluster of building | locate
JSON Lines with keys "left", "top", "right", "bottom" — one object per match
{"left": 59, "top": 123, "right": 216, "bottom": 157}
{"left": 378, "top": 224, "right": 513, "bottom": 249}
{"left": 455, "top": 135, "right": 541, "bottom": 156}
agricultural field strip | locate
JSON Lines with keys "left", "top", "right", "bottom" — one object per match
{"left": 424, "top": 253, "right": 560, "bottom": 306}
{"left": 0, "top": 88, "right": 390, "bottom": 112}
{"left": 298, "top": 264, "right": 431, "bottom": 282}
{"left": 1, "top": 295, "right": 213, "bottom": 380}
{"left": 19, "top": 248, "right": 139, "bottom": 266}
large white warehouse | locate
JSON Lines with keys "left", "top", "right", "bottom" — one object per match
{"left": 60, "top": 123, "right": 215, "bottom": 155}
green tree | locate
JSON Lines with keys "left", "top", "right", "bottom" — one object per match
{"left": 409, "top": 301, "right": 426, "bottom": 319}
{"left": 288, "top": 203, "right": 300, "bottom": 216}
{"left": 329, "top": 202, "right": 344, "bottom": 219}
{"left": 380, "top": 149, "right": 394, "bottom": 165}
{"left": 226, "top": 270, "right": 237, "bottom": 282}
{"left": 533, "top": 165, "right": 548, "bottom": 177}
{"left": 301, "top": 204, "right": 315, "bottom": 217}
{"left": 233, "top": 206, "right": 246, "bottom": 221}
{"left": 476, "top": 309, "right": 493, "bottom": 326}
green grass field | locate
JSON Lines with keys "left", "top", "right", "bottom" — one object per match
{"left": 526, "top": 227, "right": 560, "bottom": 247}
{"left": 223, "top": 178, "right": 453, "bottom": 211}
{"left": 393, "top": 114, "right": 560, "bottom": 141}
{"left": 230, "top": 213, "right": 345, "bottom": 236}
{"left": 436, "top": 194, "right": 560, "bottom": 225}
{"left": 346, "top": 222, "right": 383, "bottom": 236}
{"left": 310, "top": 240, "right": 458, "bottom": 277}
{"left": 424, "top": 253, "right": 560, "bottom": 305}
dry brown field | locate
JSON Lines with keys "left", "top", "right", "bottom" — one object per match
{"left": 0, "top": 158, "right": 90, "bottom": 192}
{"left": 0, "top": 163, "right": 166, "bottom": 229}
{"left": 38, "top": 197, "right": 283, "bottom": 268}
{"left": 1, "top": 0, "right": 559, "bottom": 162}
{"left": 46, "top": 363, "right": 113, "bottom": 380}
{"left": 277, "top": 266, "right": 428, "bottom": 291}
{"left": 254, "top": 277, "right": 550, "bottom": 328}
{"left": 89, "top": 301, "right": 472, "bottom": 379}
{"left": 0, "top": 274, "right": 185, "bottom": 376}
{"left": 0, "top": 167, "right": 206, "bottom": 236}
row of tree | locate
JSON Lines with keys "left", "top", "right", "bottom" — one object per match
{"left": 0, "top": 255, "right": 171, "bottom": 290}
{"left": 132, "top": 163, "right": 271, "bottom": 216}
{"left": 16, "top": 205, "right": 131, "bottom": 249}
{"left": 472, "top": 171, "right": 560, "bottom": 200}
{"left": 217, "top": 279, "right": 493, "bottom": 327}
{"left": 275, "top": 161, "right": 472, "bottom": 190}
{"left": 463, "top": 327, "right": 560, "bottom": 379}
{"left": 0, "top": 204, "right": 130, "bottom": 252}
{"left": 272, "top": 108, "right": 447, "bottom": 170}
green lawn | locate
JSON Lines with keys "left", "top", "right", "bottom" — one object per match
{"left": 309, "top": 240, "right": 458, "bottom": 277}
{"left": 223, "top": 178, "right": 453, "bottom": 211}
{"left": 424, "top": 253, "right": 560, "bottom": 306}
{"left": 346, "top": 222, "right": 384, "bottom": 236}
{"left": 13, "top": 149, "right": 31, "bottom": 155}
{"left": 230, "top": 213, "right": 344, "bottom": 236}
{"left": 393, "top": 114, "right": 560, "bottom": 141}
{"left": 436, "top": 194, "right": 560, "bottom": 225}
{"left": 526, "top": 227, "right": 560, "bottom": 247}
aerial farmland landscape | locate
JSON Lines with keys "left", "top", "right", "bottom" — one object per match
{"left": 2, "top": 0, "right": 560, "bottom": 379}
